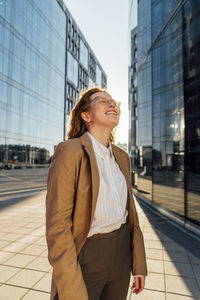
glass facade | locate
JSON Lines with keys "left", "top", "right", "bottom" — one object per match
{"left": 0, "top": 0, "right": 66, "bottom": 168}
{"left": 80, "top": 39, "right": 88, "bottom": 70}
{"left": 128, "top": 27, "right": 138, "bottom": 171}
{"left": 183, "top": 1, "right": 200, "bottom": 226}
{"left": 0, "top": 0, "right": 107, "bottom": 169}
{"left": 132, "top": 0, "right": 153, "bottom": 201}
{"left": 152, "top": 0, "right": 185, "bottom": 218}
{"left": 129, "top": 0, "right": 200, "bottom": 229}
{"left": 67, "top": 51, "right": 78, "bottom": 86}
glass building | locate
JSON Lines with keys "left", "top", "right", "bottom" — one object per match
{"left": 0, "top": 0, "right": 107, "bottom": 169}
{"left": 128, "top": 0, "right": 200, "bottom": 233}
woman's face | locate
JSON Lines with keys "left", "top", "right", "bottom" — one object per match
{"left": 82, "top": 91, "right": 121, "bottom": 129}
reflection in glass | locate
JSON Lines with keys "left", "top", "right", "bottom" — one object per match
{"left": 67, "top": 51, "right": 78, "bottom": 86}
{"left": 0, "top": 0, "right": 66, "bottom": 165}
{"left": 96, "top": 65, "right": 102, "bottom": 86}
{"left": 152, "top": 4, "right": 185, "bottom": 218}
{"left": 88, "top": 77, "right": 95, "bottom": 88}
{"left": 129, "top": 0, "right": 200, "bottom": 227}
{"left": 80, "top": 39, "right": 88, "bottom": 70}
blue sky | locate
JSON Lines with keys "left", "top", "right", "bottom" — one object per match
{"left": 63, "top": 0, "right": 129, "bottom": 143}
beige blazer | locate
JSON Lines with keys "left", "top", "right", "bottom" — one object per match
{"left": 45, "top": 131, "right": 147, "bottom": 300}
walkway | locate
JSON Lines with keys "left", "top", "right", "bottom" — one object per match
{"left": 0, "top": 190, "right": 199, "bottom": 299}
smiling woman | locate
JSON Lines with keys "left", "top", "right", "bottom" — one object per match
{"left": 45, "top": 86, "right": 147, "bottom": 300}
{"left": 67, "top": 86, "right": 120, "bottom": 143}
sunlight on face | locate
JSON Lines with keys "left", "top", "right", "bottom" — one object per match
{"left": 88, "top": 91, "right": 121, "bottom": 129}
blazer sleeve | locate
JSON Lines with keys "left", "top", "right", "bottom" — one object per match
{"left": 45, "top": 142, "right": 88, "bottom": 300}
{"left": 126, "top": 153, "right": 148, "bottom": 276}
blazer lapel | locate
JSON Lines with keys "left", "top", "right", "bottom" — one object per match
{"left": 80, "top": 132, "right": 100, "bottom": 226}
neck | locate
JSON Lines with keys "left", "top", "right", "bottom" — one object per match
{"left": 88, "top": 127, "right": 111, "bottom": 148}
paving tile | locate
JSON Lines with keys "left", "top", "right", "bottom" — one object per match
{"left": 0, "top": 227, "right": 21, "bottom": 234}
{"left": 33, "top": 272, "right": 52, "bottom": 292}
{"left": 25, "top": 223, "right": 40, "bottom": 229}
{"left": 165, "top": 274, "right": 200, "bottom": 297}
{"left": 1, "top": 232, "right": 23, "bottom": 242}
{"left": 164, "top": 261, "right": 195, "bottom": 278}
{"left": 129, "top": 289, "right": 165, "bottom": 300}
{"left": 0, "top": 251, "right": 15, "bottom": 263}
{"left": 30, "top": 228, "right": 45, "bottom": 236}
{"left": 147, "top": 259, "right": 164, "bottom": 273}
{"left": 39, "top": 249, "right": 48, "bottom": 258}
{"left": 0, "top": 221, "right": 15, "bottom": 226}
{"left": 16, "top": 234, "right": 39, "bottom": 244}
{"left": 145, "top": 248, "right": 163, "bottom": 260}
{"left": 144, "top": 273, "right": 165, "bottom": 291}
{"left": 0, "top": 265, "right": 20, "bottom": 282}
{"left": 25, "top": 256, "right": 52, "bottom": 272}
{"left": 161, "top": 234, "right": 177, "bottom": 242}
{"left": 166, "top": 293, "right": 200, "bottom": 300}
{"left": 188, "top": 252, "right": 200, "bottom": 265}
{"left": 144, "top": 222, "right": 155, "bottom": 228}
{"left": 5, "top": 253, "right": 35, "bottom": 268}
{"left": 21, "top": 290, "right": 50, "bottom": 300}
{"left": 13, "top": 227, "right": 33, "bottom": 234}
{"left": 144, "top": 240, "right": 163, "bottom": 250}
{"left": 192, "top": 264, "right": 200, "bottom": 288}
{"left": 21, "top": 244, "right": 46, "bottom": 256}
{"left": 34, "top": 237, "right": 47, "bottom": 246}
{"left": 11, "top": 221, "right": 30, "bottom": 227}
{"left": 0, "top": 240, "right": 11, "bottom": 249}
{"left": 144, "top": 227, "right": 155, "bottom": 233}
{"left": 0, "top": 232, "right": 10, "bottom": 239}
{"left": 7, "top": 268, "right": 45, "bottom": 288}
{"left": 143, "top": 233, "right": 161, "bottom": 241}
{"left": 2, "top": 242, "right": 28, "bottom": 253}
{"left": 0, "top": 284, "right": 28, "bottom": 299}
{"left": 163, "top": 241, "right": 186, "bottom": 252}
{"left": 163, "top": 250, "right": 190, "bottom": 263}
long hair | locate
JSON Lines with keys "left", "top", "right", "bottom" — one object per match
{"left": 66, "top": 87, "right": 117, "bottom": 143}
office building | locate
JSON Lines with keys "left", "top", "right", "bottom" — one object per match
{"left": 128, "top": 0, "right": 200, "bottom": 233}
{"left": 0, "top": 0, "right": 107, "bottom": 169}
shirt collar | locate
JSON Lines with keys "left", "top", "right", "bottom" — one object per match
{"left": 86, "top": 131, "right": 112, "bottom": 160}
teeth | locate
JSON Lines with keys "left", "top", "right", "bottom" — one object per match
{"left": 106, "top": 111, "right": 117, "bottom": 115}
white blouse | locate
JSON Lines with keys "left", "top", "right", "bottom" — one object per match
{"left": 87, "top": 131, "right": 128, "bottom": 238}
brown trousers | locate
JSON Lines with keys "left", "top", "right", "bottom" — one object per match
{"left": 77, "top": 223, "right": 132, "bottom": 300}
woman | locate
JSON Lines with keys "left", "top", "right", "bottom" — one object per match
{"left": 45, "top": 87, "right": 147, "bottom": 300}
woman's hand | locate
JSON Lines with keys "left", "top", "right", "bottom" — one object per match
{"left": 131, "top": 276, "right": 145, "bottom": 295}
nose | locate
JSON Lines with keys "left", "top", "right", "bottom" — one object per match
{"left": 108, "top": 100, "right": 116, "bottom": 107}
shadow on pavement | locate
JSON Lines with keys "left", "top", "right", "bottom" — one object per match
{"left": 0, "top": 189, "right": 47, "bottom": 211}
{"left": 138, "top": 198, "right": 200, "bottom": 298}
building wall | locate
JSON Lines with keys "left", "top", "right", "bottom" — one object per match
{"left": 0, "top": 0, "right": 66, "bottom": 167}
{"left": 135, "top": 0, "right": 152, "bottom": 201}
{"left": 0, "top": 0, "right": 107, "bottom": 168}
{"left": 129, "top": 0, "right": 200, "bottom": 229}
{"left": 183, "top": 1, "right": 200, "bottom": 226}
{"left": 152, "top": 0, "right": 185, "bottom": 218}
{"left": 128, "top": 27, "right": 137, "bottom": 158}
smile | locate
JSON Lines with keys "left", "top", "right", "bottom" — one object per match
{"left": 106, "top": 111, "right": 117, "bottom": 116}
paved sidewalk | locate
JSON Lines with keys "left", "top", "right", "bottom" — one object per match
{"left": 127, "top": 195, "right": 200, "bottom": 300}
{"left": 0, "top": 190, "right": 199, "bottom": 300}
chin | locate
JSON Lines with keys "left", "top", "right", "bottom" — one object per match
{"left": 108, "top": 120, "right": 119, "bottom": 128}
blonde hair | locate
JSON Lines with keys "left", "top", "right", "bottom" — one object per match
{"left": 66, "top": 87, "right": 117, "bottom": 143}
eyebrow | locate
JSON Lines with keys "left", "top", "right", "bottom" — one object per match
{"left": 92, "top": 96, "right": 113, "bottom": 101}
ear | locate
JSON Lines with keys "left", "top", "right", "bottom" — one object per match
{"left": 81, "top": 111, "right": 91, "bottom": 123}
